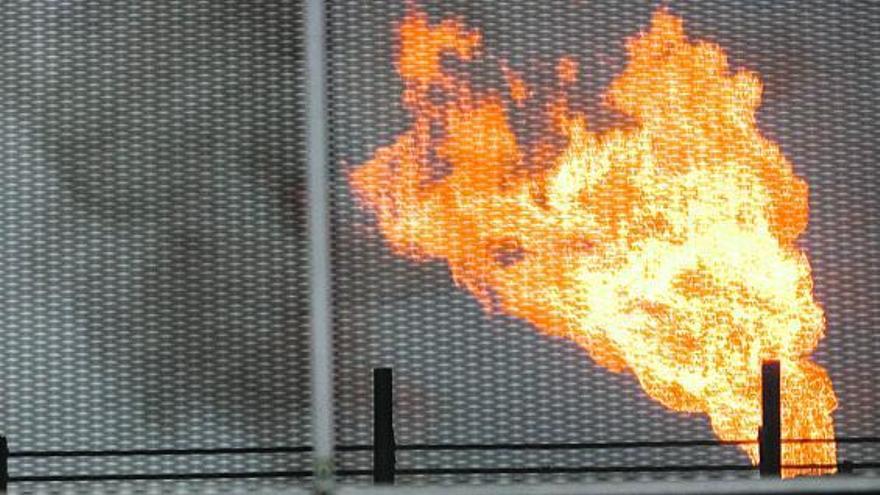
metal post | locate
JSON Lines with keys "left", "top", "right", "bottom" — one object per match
{"left": 373, "top": 368, "right": 396, "bottom": 484}
{"left": 1, "top": 435, "right": 8, "bottom": 493}
{"left": 306, "top": 0, "right": 334, "bottom": 492}
{"left": 759, "top": 360, "right": 782, "bottom": 478}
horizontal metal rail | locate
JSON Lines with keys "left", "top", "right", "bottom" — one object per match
{"left": 8, "top": 436, "right": 879, "bottom": 458}
{"left": 397, "top": 437, "right": 880, "bottom": 451}
{"left": 7, "top": 462, "right": 880, "bottom": 484}
{"left": 336, "top": 477, "right": 880, "bottom": 495}
{"left": 8, "top": 444, "right": 371, "bottom": 458}
{"left": 7, "top": 469, "right": 373, "bottom": 483}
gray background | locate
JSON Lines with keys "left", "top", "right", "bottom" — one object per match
{"left": 0, "top": 0, "right": 877, "bottom": 491}
{"left": 1, "top": 0, "right": 310, "bottom": 491}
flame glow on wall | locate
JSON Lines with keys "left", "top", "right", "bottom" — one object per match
{"left": 348, "top": 7, "right": 837, "bottom": 477}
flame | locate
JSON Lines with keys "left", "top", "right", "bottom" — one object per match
{"left": 349, "top": 7, "right": 837, "bottom": 476}
{"left": 501, "top": 61, "right": 529, "bottom": 107}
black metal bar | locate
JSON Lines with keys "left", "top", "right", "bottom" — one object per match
{"left": 839, "top": 459, "right": 854, "bottom": 474}
{"left": 8, "top": 436, "right": 878, "bottom": 459}
{"left": 10, "top": 446, "right": 313, "bottom": 458}
{"left": 397, "top": 437, "right": 877, "bottom": 450}
{"left": 10, "top": 462, "right": 880, "bottom": 484}
{"left": 396, "top": 465, "right": 755, "bottom": 476}
{"left": 1, "top": 435, "right": 8, "bottom": 493}
{"left": 759, "top": 360, "right": 782, "bottom": 479}
{"left": 9, "top": 444, "right": 372, "bottom": 457}
{"left": 5, "top": 466, "right": 754, "bottom": 483}
{"left": 7, "top": 470, "right": 371, "bottom": 483}
{"left": 8, "top": 471, "right": 314, "bottom": 483}
{"left": 373, "top": 367, "right": 396, "bottom": 484}
{"left": 398, "top": 439, "right": 748, "bottom": 451}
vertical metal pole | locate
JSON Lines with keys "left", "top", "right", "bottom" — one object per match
{"left": 1, "top": 435, "right": 8, "bottom": 493}
{"left": 306, "top": 0, "right": 334, "bottom": 492}
{"left": 759, "top": 360, "right": 782, "bottom": 479}
{"left": 373, "top": 368, "right": 396, "bottom": 484}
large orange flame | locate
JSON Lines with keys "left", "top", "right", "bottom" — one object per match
{"left": 349, "top": 7, "right": 837, "bottom": 476}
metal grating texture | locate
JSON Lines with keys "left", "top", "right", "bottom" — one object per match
{"left": 1, "top": 0, "right": 309, "bottom": 490}
{"left": 328, "top": 0, "right": 880, "bottom": 485}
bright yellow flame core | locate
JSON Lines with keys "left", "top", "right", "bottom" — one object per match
{"left": 350, "top": 8, "right": 837, "bottom": 476}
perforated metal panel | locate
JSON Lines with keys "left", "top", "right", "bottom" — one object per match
{"left": 1, "top": 0, "right": 309, "bottom": 491}
{"left": 2, "top": 0, "right": 879, "bottom": 491}
{"left": 328, "top": 0, "right": 880, "bottom": 485}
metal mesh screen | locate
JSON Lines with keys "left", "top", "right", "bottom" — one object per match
{"left": 1, "top": 0, "right": 309, "bottom": 491}
{"left": 1, "top": 0, "right": 878, "bottom": 491}
{"left": 328, "top": 0, "right": 880, "bottom": 485}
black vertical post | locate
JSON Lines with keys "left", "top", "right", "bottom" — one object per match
{"left": 839, "top": 459, "right": 853, "bottom": 475}
{"left": 759, "top": 360, "right": 782, "bottom": 479}
{"left": 373, "top": 368, "right": 395, "bottom": 484}
{"left": 1, "top": 435, "right": 8, "bottom": 493}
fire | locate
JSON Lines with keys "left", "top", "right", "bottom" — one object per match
{"left": 349, "top": 7, "right": 837, "bottom": 476}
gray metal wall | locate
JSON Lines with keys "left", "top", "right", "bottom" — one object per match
{"left": 1, "top": 0, "right": 309, "bottom": 491}
{"left": 1, "top": 0, "right": 878, "bottom": 491}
